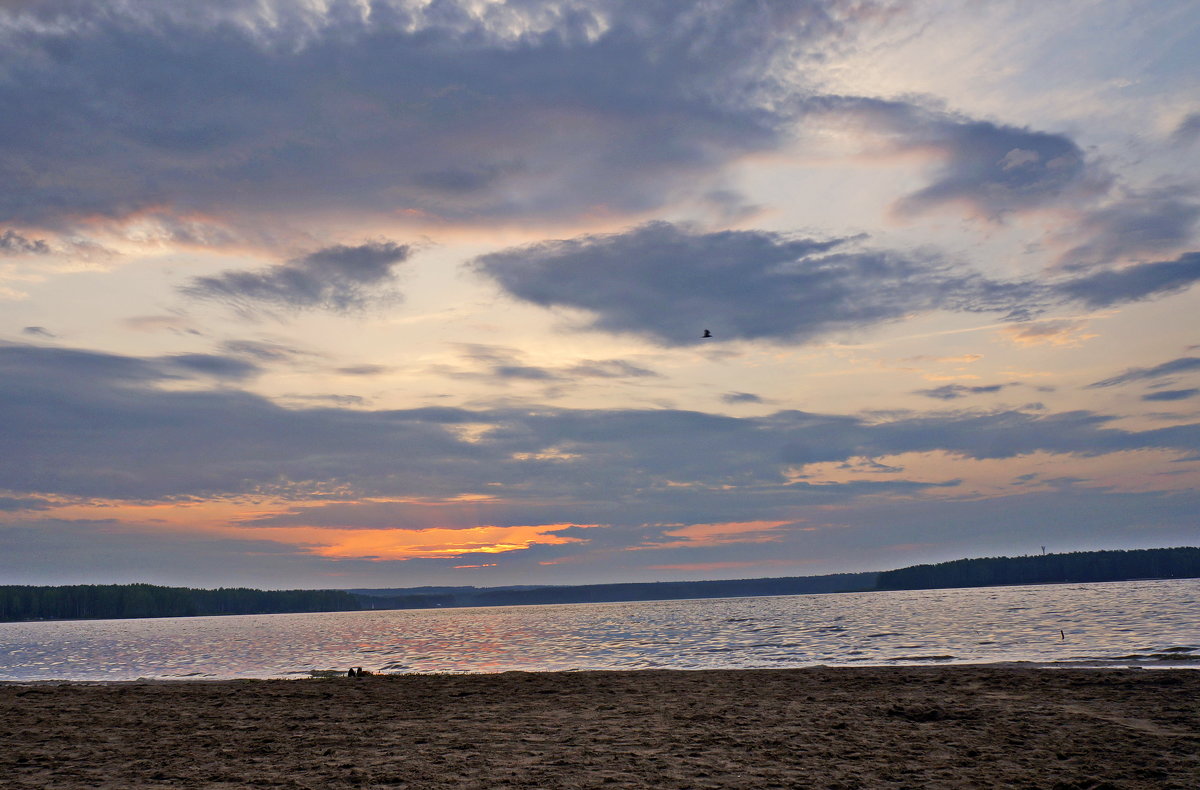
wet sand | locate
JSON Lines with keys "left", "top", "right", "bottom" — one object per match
{"left": 2, "top": 667, "right": 1197, "bottom": 789}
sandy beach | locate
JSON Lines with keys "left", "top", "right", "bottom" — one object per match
{"left": 2, "top": 667, "right": 1197, "bottom": 789}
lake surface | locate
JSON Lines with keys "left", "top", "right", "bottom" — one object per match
{"left": 1, "top": 579, "right": 1196, "bottom": 681}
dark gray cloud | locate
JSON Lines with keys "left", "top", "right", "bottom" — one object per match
{"left": 181, "top": 241, "right": 411, "bottom": 313}
{"left": 0, "top": 0, "right": 883, "bottom": 229}
{"left": 775, "top": 408, "right": 1199, "bottom": 464}
{"left": 1055, "top": 252, "right": 1200, "bottom": 309}
{"left": 1058, "top": 190, "right": 1200, "bottom": 270}
{"left": 807, "top": 96, "right": 1107, "bottom": 220}
{"left": 1142, "top": 389, "right": 1199, "bottom": 402}
{"left": 449, "top": 344, "right": 561, "bottom": 382}
{"left": 722, "top": 392, "right": 764, "bottom": 404}
{"left": 0, "top": 342, "right": 168, "bottom": 387}
{"left": 494, "top": 365, "right": 561, "bottom": 382}
{"left": 1172, "top": 112, "right": 1200, "bottom": 146}
{"left": 913, "top": 384, "right": 1006, "bottom": 400}
{"left": 21, "top": 326, "right": 55, "bottom": 339}
{"left": 335, "top": 364, "right": 391, "bottom": 376}
{"left": 161, "top": 353, "right": 261, "bottom": 381}
{"left": 283, "top": 393, "right": 368, "bottom": 407}
{"left": 0, "top": 343, "right": 476, "bottom": 499}
{"left": 476, "top": 222, "right": 1046, "bottom": 346}
{"left": 0, "top": 495, "right": 51, "bottom": 512}
{"left": 2, "top": 338, "right": 1197, "bottom": 587}
{"left": 478, "top": 223, "right": 1200, "bottom": 346}
{"left": 2, "top": 343, "right": 1197, "bottom": 513}
{"left": 0, "top": 0, "right": 1142, "bottom": 252}
{"left": 1, "top": 229, "right": 49, "bottom": 255}
{"left": 1088, "top": 356, "right": 1200, "bottom": 388}
{"left": 0, "top": 342, "right": 261, "bottom": 394}
{"left": 895, "top": 122, "right": 1099, "bottom": 220}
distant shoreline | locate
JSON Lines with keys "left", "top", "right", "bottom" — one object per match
{"left": 5, "top": 573, "right": 1198, "bottom": 626}
{"left": 4, "top": 546, "right": 1198, "bottom": 623}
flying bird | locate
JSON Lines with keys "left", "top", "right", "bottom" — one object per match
{"left": 702, "top": 329, "right": 712, "bottom": 338}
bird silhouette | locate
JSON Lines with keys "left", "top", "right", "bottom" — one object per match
{"left": 702, "top": 329, "right": 712, "bottom": 338}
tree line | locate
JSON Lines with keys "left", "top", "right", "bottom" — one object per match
{"left": 0, "top": 583, "right": 362, "bottom": 622}
{"left": 1, "top": 547, "right": 1196, "bottom": 622}
{"left": 873, "top": 547, "right": 1200, "bottom": 590}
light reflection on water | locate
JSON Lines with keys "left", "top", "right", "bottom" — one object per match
{"left": 0, "top": 579, "right": 1196, "bottom": 681}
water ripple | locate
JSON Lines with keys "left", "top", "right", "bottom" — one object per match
{"left": 0, "top": 579, "right": 1197, "bottom": 680}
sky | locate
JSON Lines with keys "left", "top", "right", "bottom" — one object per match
{"left": 2, "top": 0, "right": 1198, "bottom": 590}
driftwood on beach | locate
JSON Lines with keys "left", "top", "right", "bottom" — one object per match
{"left": 2, "top": 667, "right": 1197, "bottom": 789}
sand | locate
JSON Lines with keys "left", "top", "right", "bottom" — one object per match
{"left": 2, "top": 667, "right": 1197, "bottom": 789}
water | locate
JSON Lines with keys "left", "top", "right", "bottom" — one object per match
{"left": 0, "top": 579, "right": 1196, "bottom": 681}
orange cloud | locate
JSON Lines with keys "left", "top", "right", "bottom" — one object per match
{"left": 26, "top": 498, "right": 296, "bottom": 530}
{"left": 796, "top": 449, "right": 1198, "bottom": 500}
{"left": 251, "top": 523, "right": 595, "bottom": 561}
{"left": 999, "top": 319, "right": 1096, "bottom": 347}
{"left": 632, "top": 520, "right": 792, "bottom": 551}
{"left": 16, "top": 495, "right": 598, "bottom": 563}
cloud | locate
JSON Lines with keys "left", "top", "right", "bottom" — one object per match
{"left": 0, "top": 1, "right": 1161, "bottom": 262}
{"left": 0, "top": 229, "right": 49, "bottom": 255}
{"left": 283, "top": 393, "right": 367, "bottom": 407}
{"left": 0, "top": 343, "right": 471, "bottom": 499}
{"left": 1054, "top": 252, "right": 1200, "bottom": 309}
{"left": 280, "top": 523, "right": 589, "bottom": 562}
{"left": 476, "top": 222, "right": 1045, "bottom": 346}
{"left": 2, "top": 342, "right": 1198, "bottom": 512}
{"left": 778, "top": 408, "right": 1200, "bottom": 463}
{"left": 447, "top": 345, "right": 561, "bottom": 382}
{"left": 3, "top": 336, "right": 1198, "bottom": 583}
{"left": 1171, "top": 112, "right": 1200, "bottom": 146}
{"left": 807, "top": 96, "right": 1108, "bottom": 221}
{"left": 722, "top": 392, "right": 764, "bottom": 404}
{"left": 0, "top": 343, "right": 168, "bottom": 388}
{"left": 1087, "top": 356, "right": 1200, "bottom": 388}
{"left": 443, "top": 343, "right": 658, "bottom": 385}
{"left": 220, "top": 339, "right": 315, "bottom": 363}
{"left": 565, "top": 359, "right": 658, "bottom": 379}
{"left": 160, "top": 353, "right": 261, "bottom": 381}
{"left": 476, "top": 223, "right": 1200, "bottom": 347}
{"left": 902, "top": 354, "right": 983, "bottom": 364}
{"left": 997, "top": 319, "right": 1094, "bottom": 348}
{"left": 21, "top": 326, "right": 55, "bottom": 339}
{"left": 0, "top": 495, "right": 51, "bottom": 512}
{"left": 896, "top": 123, "right": 1100, "bottom": 220}
{"left": 181, "top": 241, "right": 411, "bottom": 313}
{"left": 633, "top": 520, "right": 792, "bottom": 551}
{"left": 0, "top": 344, "right": 264, "bottom": 388}
{"left": 913, "top": 384, "right": 1006, "bottom": 400}
{"left": 335, "top": 364, "right": 391, "bottom": 376}
{"left": 0, "top": 0, "right": 880, "bottom": 230}
{"left": 1142, "top": 389, "right": 1199, "bottom": 402}
{"left": 122, "top": 315, "right": 202, "bottom": 335}
{"left": 1057, "top": 189, "right": 1200, "bottom": 270}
